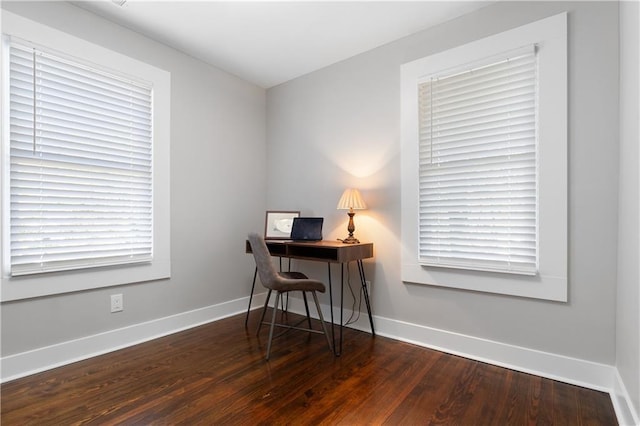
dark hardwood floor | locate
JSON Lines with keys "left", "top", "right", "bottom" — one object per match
{"left": 1, "top": 311, "right": 617, "bottom": 425}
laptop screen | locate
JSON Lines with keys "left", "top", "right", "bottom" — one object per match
{"left": 290, "top": 217, "right": 323, "bottom": 241}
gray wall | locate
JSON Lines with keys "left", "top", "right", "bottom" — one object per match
{"left": 0, "top": 1, "right": 266, "bottom": 356}
{"left": 267, "top": 1, "right": 619, "bottom": 364}
{"left": 1, "top": 3, "right": 633, "bottom": 410}
{"left": 617, "top": 0, "right": 640, "bottom": 418}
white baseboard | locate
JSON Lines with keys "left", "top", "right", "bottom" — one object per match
{"left": 285, "top": 297, "right": 636, "bottom": 426}
{"left": 1, "top": 292, "right": 267, "bottom": 383}
{"left": 611, "top": 369, "right": 640, "bottom": 426}
{"left": 2, "top": 293, "right": 637, "bottom": 426}
{"left": 370, "top": 314, "right": 637, "bottom": 426}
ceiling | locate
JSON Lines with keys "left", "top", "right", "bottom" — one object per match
{"left": 72, "top": 1, "right": 493, "bottom": 88}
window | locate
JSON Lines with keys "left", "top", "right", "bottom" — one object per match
{"left": 401, "top": 13, "right": 567, "bottom": 301}
{"left": 1, "top": 11, "right": 170, "bottom": 301}
{"left": 417, "top": 47, "right": 538, "bottom": 275}
{"left": 7, "top": 39, "right": 153, "bottom": 276}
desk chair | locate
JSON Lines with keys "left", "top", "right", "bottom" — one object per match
{"left": 248, "top": 233, "right": 333, "bottom": 360}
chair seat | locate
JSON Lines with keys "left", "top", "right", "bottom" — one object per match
{"left": 279, "top": 271, "right": 308, "bottom": 280}
{"left": 271, "top": 276, "right": 326, "bottom": 293}
{"left": 246, "top": 273, "right": 309, "bottom": 327}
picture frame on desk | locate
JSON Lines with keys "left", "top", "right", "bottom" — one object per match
{"left": 264, "top": 210, "right": 300, "bottom": 239}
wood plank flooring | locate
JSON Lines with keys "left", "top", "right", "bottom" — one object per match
{"left": 1, "top": 311, "right": 618, "bottom": 425}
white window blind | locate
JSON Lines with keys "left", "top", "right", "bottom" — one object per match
{"left": 8, "top": 39, "right": 153, "bottom": 276}
{"left": 418, "top": 46, "right": 538, "bottom": 275}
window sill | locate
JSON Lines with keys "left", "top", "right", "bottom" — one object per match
{"left": 1, "top": 259, "right": 171, "bottom": 301}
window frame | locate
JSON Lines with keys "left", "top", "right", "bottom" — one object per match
{"left": 400, "top": 12, "right": 567, "bottom": 301}
{"left": 1, "top": 10, "right": 171, "bottom": 301}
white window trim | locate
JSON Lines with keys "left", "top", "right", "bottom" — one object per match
{"left": 1, "top": 11, "right": 171, "bottom": 301}
{"left": 401, "top": 12, "right": 567, "bottom": 302}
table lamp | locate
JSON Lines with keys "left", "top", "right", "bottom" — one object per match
{"left": 337, "top": 188, "right": 367, "bottom": 244}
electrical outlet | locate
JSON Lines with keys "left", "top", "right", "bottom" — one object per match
{"left": 110, "top": 294, "right": 123, "bottom": 313}
{"left": 365, "top": 280, "right": 371, "bottom": 292}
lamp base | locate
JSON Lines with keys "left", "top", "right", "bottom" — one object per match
{"left": 340, "top": 235, "right": 360, "bottom": 244}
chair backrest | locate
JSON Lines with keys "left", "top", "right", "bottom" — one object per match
{"left": 248, "top": 233, "right": 280, "bottom": 290}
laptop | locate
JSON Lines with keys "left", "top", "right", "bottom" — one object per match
{"left": 290, "top": 217, "right": 324, "bottom": 241}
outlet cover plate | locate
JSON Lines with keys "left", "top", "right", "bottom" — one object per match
{"left": 110, "top": 294, "right": 123, "bottom": 313}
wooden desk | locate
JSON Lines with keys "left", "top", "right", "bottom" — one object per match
{"left": 245, "top": 240, "right": 374, "bottom": 355}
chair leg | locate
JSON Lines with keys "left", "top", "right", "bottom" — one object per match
{"left": 266, "top": 291, "right": 281, "bottom": 360}
{"left": 256, "top": 289, "right": 272, "bottom": 336}
{"left": 302, "top": 292, "right": 312, "bottom": 329}
{"left": 245, "top": 267, "right": 258, "bottom": 327}
{"left": 311, "top": 291, "right": 333, "bottom": 353}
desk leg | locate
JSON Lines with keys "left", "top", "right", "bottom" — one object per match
{"left": 329, "top": 262, "right": 368, "bottom": 356}
{"left": 327, "top": 262, "right": 345, "bottom": 357}
{"left": 339, "top": 263, "right": 345, "bottom": 356}
{"left": 327, "top": 263, "right": 336, "bottom": 356}
{"left": 357, "top": 260, "right": 375, "bottom": 336}
{"left": 245, "top": 267, "right": 258, "bottom": 328}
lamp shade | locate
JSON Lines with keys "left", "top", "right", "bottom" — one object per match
{"left": 337, "top": 188, "right": 367, "bottom": 210}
